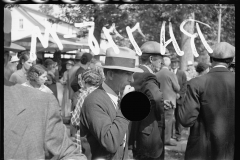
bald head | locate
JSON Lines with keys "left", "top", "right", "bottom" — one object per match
{"left": 163, "top": 57, "right": 171, "bottom": 67}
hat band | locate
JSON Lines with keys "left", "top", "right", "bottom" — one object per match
{"left": 105, "top": 57, "right": 135, "bottom": 68}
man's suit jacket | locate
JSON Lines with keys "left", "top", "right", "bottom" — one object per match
{"left": 175, "top": 69, "right": 187, "bottom": 104}
{"left": 178, "top": 67, "right": 235, "bottom": 160}
{"left": 128, "top": 65, "right": 165, "bottom": 159}
{"left": 80, "top": 85, "right": 129, "bottom": 160}
{"left": 4, "top": 84, "right": 86, "bottom": 160}
{"left": 156, "top": 67, "right": 180, "bottom": 107}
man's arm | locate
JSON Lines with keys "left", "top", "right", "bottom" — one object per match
{"left": 171, "top": 73, "right": 180, "bottom": 93}
{"left": 179, "top": 71, "right": 187, "bottom": 97}
{"left": 44, "top": 94, "right": 87, "bottom": 160}
{"left": 177, "top": 80, "right": 200, "bottom": 127}
{"left": 81, "top": 98, "right": 129, "bottom": 153}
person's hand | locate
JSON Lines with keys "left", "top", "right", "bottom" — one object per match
{"left": 122, "top": 85, "right": 135, "bottom": 98}
{"left": 164, "top": 100, "right": 174, "bottom": 110}
{"left": 59, "top": 79, "right": 66, "bottom": 85}
{"left": 176, "top": 93, "right": 180, "bottom": 99}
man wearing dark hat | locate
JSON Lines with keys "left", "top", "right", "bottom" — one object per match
{"left": 128, "top": 41, "right": 165, "bottom": 160}
{"left": 178, "top": 42, "right": 235, "bottom": 160}
{"left": 171, "top": 57, "right": 187, "bottom": 142}
{"left": 80, "top": 47, "right": 143, "bottom": 160}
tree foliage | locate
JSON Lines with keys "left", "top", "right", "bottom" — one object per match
{"left": 39, "top": 4, "right": 54, "bottom": 16}
{"left": 55, "top": 4, "right": 235, "bottom": 64}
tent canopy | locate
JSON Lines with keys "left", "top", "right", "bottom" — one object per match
{"left": 13, "top": 34, "right": 89, "bottom": 52}
{"left": 4, "top": 43, "right": 26, "bottom": 52}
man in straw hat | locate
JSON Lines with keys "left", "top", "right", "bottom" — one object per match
{"left": 128, "top": 41, "right": 165, "bottom": 160}
{"left": 80, "top": 46, "right": 143, "bottom": 160}
{"left": 171, "top": 57, "right": 187, "bottom": 142}
{"left": 177, "top": 42, "right": 235, "bottom": 160}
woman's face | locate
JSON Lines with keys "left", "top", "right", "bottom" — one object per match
{"left": 23, "top": 59, "right": 33, "bottom": 71}
{"left": 37, "top": 71, "right": 48, "bottom": 85}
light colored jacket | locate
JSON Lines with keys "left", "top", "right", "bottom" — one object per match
{"left": 4, "top": 84, "right": 87, "bottom": 160}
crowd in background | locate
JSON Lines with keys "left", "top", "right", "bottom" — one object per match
{"left": 4, "top": 41, "right": 235, "bottom": 160}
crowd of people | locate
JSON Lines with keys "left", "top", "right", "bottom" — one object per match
{"left": 4, "top": 40, "right": 235, "bottom": 160}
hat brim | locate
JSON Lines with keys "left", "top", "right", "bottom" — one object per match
{"left": 97, "top": 65, "right": 144, "bottom": 73}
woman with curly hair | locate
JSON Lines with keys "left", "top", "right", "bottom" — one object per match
{"left": 21, "top": 64, "right": 53, "bottom": 94}
{"left": 70, "top": 69, "right": 102, "bottom": 147}
{"left": 9, "top": 51, "right": 33, "bottom": 84}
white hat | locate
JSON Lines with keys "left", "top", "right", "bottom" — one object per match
{"left": 187, "top": 61, "right": 193, "bottom": 66}
{"left": 100, "top": 47, "right": 143, "bottom": 73}
{"left": 10, "top": 55, "right": 19, "bottom": 63}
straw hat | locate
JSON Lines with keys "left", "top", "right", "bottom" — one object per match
{"left": 10, "top": 55, "right": 19, "bottom": 63}
{"left": 100, "top": 47, "right": 143, "bottom": 73}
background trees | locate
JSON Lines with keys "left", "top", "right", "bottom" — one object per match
{"left": 7, "top": 4, "right": 234, "bottom": 70}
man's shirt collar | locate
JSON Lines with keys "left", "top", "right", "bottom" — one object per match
{"left": 102, "top": 82, "right": 118, "bottom": 110}
{"left": 142, "top": 65, "right": 154, "bottom": 74}
{"left": 213, "top": 64, "right": 227, "bottom": 68}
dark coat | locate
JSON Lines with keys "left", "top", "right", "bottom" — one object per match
{"left": 156, "top": 67, "right": 180, "bottom": 107}
{"left": 178, "top": 67, "right": 235, "bottom": 160}
{"left": 80, "top": 85, "right": 129, "bottom": 160}
{"left": 175, "top": 69, "right": 187, "bottom": 104}
{"left": 128, "top": 65, "right": 165, "bottom": 159}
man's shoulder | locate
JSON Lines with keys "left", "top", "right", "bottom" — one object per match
{"left": 84, "top": 88, "right": 106, "bottom": 102}
{"left": 11, "top": 70, "right": 21, "bottom": 76}
{"left": 5, "top": 84, "right": 53, "bottom": 101}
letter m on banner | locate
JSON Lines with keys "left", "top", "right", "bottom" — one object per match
{"left": 30, "top": 24, "right": 63, "bottom": 61}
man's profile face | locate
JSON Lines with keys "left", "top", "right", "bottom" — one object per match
{"left": 151, "top": 55, "right": 162, "bottom": 72}
{"left": 111, "top": 70, "right": 134, "bottom": 95}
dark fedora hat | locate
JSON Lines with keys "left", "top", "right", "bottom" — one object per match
{"left": 99, "top": 46, "right": 143, "bottom": 73}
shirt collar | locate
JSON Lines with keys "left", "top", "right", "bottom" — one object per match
{"left": 213, "top": 64, "right": 227, "bottom": 68}
{"left": 142, "top": 65, "right": 154, "bottom": 74}
{"left": 102, "top": 82, "right": 118, "bottom": 109}
{"left": 162, "top": 66, "right": 169, "bottom": 69}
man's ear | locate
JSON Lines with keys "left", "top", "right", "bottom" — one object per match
{"left": 107, "top": 70, "right": 114, "bottom": 80}
{"left": 149, "top": 56, "right": 153, "bottom": 63}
